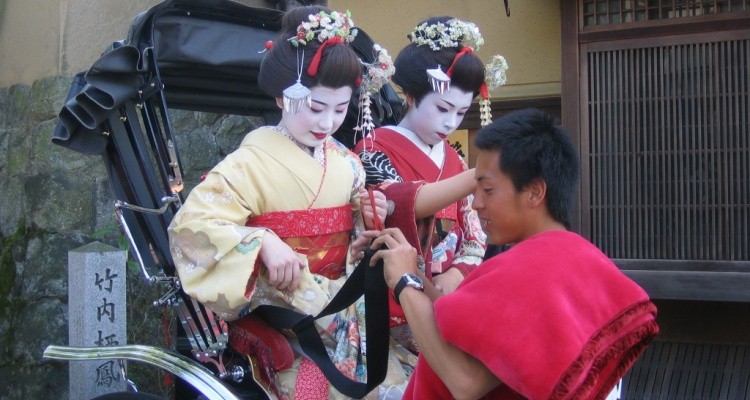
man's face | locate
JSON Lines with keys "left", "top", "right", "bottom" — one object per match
{"left": 279, "top": 85, "right": 352, "bottom": 148}
{"left": 402, "top": 87, "right": 473, "bottom": 145}
{"left": 472, "top": 149, "right": 528, "bottom": 246}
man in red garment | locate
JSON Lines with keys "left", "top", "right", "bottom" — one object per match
{"left": 368, "top": 108, "right": 659, "bottom": 399}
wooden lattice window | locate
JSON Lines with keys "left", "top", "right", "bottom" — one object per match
{"left": 583, "top": 0, "right": 750, "bottom": 26}
{"left": 583, "top": 34, "right": 750, "bottom": 261}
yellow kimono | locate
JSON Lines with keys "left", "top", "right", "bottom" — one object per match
{"left": 168, "top": 127, "right": 410, "bottom": 399}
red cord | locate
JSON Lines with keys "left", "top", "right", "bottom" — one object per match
{"left": 367, "top": 189, "right": 384, "bottom": 230}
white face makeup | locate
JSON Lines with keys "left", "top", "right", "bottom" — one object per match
{"left": 279, "top": 85, "right": 353, "bottom": 148}
{"left": 400, "top": 87, "right": 474, "bottom": 146}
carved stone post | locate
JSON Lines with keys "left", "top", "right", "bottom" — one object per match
{"left": 68, "top": 242, "right": 128, "bottom": 398}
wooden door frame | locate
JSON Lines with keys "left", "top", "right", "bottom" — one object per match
{"left": 560, "top": 0, "right": 750, "bottom": 301}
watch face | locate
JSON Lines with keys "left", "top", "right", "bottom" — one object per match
{"left": 404, "top": 273, "right": 424, "bottom": 288}
{"left": 395, "top": 273, "right": 425, "bottom": 304}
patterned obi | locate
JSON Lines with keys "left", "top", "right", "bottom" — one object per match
{"left": 246, "top": 205, "right": 353, "bottom": 280}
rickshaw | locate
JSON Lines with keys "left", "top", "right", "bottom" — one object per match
{"left": 45, "top": 0, "right": 404, "bottom": 398}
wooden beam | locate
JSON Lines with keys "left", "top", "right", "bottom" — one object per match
{"left": 622, "top": 270, "right": 750, "bottom": 302}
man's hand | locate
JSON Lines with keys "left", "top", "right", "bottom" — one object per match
{"left": 368, "top": 228, "right": 418, "bottom": 290}
{"left": 259, "top": 232, "right": 303, "bottom": 291}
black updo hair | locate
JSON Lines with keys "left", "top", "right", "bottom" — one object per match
{"left": 392, "top": 16, "right": 486, "bottom": 105}
{"left": 258, "top": 6, "right": 362, "bottom": 99}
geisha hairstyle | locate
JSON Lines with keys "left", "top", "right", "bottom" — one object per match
{"left": 258, "top": 5, "right": 362, "bottom": 99}
{"left": 392, "top": 16, "right": 486, "bottom": 105}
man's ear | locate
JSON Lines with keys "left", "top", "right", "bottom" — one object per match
{"left": 527, "top": 178, "right": 547, "bottom": 208}
{"left": 275, "top": 97, "right": 284, "bottom": 109}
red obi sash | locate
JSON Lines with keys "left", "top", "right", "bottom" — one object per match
{"left": 434, "top": 202, "right": 457, "bottom": 221}
{"left": 247, "top": 205, "right": 353, "bottom": 280}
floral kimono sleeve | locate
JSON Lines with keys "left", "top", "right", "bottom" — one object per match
{"left": 168, "top": 166, "right": 269, "bottom": 321}
{"left": 450, "top": 192, "right": 486, "bottom": 275}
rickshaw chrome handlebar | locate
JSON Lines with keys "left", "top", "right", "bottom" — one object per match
{"left": 43, "top": 344, "right": 242, "bottom": 400}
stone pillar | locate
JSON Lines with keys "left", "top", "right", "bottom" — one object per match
{"left": 68, "top": 242, "right": 128, "bottom": 399}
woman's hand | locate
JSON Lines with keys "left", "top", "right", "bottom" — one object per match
{"left": 349, "top": 233, "right": 372, "bottom": 263}
{"left": 359, "top": 189, "right": 387, "bottom": 230}
{"left": 432, "top": 268, "right": 464, "bottom": 294}
{"left": 259, "top": 232, "right": 304, "bottom": 291}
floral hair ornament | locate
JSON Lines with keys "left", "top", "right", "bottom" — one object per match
{"left": 355, "top": 44, "right": 396, "bottom": 137}
{"left": 408, "top": 19, "right": 484, "bottom": 52}
{"left": 479, "top": 54, "right": 510, "bottom": 126}
{"left": 288, "top": 10, "right": 358, "bottom": 47}
{"left": 410, "top": 18, "right": 485, "bottom": 96}
{"left": 282, "top": 10, "right": 359, "bottom": 114}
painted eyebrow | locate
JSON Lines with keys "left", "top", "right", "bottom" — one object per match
{"left": 440, "top": 99, "right": 470, "bottom": 110}
{"left": 311, "top": 99, "right": 351, "bottom": 107}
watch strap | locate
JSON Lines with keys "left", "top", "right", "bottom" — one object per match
{"left": 393, "top": 273, "right": 423, "bottom": 305}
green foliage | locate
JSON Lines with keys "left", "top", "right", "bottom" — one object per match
{"left": 91, "top": 223, "right": 141, "bottom": 275}
{"left": 0, "top": 224, "right": 29, "bottom": 368}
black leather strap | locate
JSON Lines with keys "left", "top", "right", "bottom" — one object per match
{"left": 252, "top": 247, "right": 388, "bottom": 399}
{"left": 393, "top": 275, "right": 409, "bottom": 305}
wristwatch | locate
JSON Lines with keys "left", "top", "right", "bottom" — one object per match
{"left": 393, "top": 273, "right": 424, "bottom": 305}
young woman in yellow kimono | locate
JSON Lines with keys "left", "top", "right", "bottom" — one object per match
{"left": 166, "top": 5, "right": 483, "bottom": 398}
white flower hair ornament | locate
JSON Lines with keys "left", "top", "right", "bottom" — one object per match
{"left": 408, "top": 19, "right": 484, "bottom": 51}
{"left": 281, "top": 10, "right": 359, "bottom": 114}
{"left": 479, "top": 54, "right": 510, "bottom": 126}
{"left": 485, "top": 54, "right": 509, "bottom": 90}
{"left": 356, "top": 44, "right": 396, "bottom": 137}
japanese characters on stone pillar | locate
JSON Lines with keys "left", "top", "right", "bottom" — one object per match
{"left": 68, "top": 242, "right": 128, "bottom": 398}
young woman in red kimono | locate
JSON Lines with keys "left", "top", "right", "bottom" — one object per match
{"left": 368, "top": 108, "right": 660, "bottom": 399}
{"left": 354, "top": 16, "right": 507, "bottom": 352}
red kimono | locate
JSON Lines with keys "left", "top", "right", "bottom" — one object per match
{"left": 404, "top": 230, "right": 659, "bottom": 399}
{"left": 355, "top": 128, "right": 486, "bottom": 330}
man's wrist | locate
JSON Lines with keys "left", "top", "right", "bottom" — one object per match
{"left": 394, "top": 273, "right": 424, "bottom": 305}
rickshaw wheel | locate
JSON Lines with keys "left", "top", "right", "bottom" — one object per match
{"left": 91, "top": 393, "right": 165, "bottom": 400}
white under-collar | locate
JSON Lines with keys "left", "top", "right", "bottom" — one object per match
{"left": 269, "top": 125, "right": 325, "bottom": 165}
{"left": 386, "top": 126, "right": 445, "bottom": 168}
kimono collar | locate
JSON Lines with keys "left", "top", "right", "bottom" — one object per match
{"left": 270, "top": 125, "right": 325, "bottom": 165}
{"left": 390, "top": 125, "right": 445, "bottom": 168}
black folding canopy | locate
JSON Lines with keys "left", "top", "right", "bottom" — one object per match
{"left": 53, "top": 0, "right": 402, "bottom": 155}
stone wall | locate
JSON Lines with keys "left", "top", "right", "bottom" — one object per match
{"left": 0, "top": 75, "right": 263, "bottom": 399}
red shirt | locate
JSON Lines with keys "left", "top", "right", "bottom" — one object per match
{"left": 403, "top": 231, "right": 658, "bottom": 399}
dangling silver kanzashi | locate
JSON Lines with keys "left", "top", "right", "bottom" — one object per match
{"left": 426, "top": 66, "right": 451, "bottom": 94}
{"left": 283, "top": 49, "right": 312, "bottom": 114}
